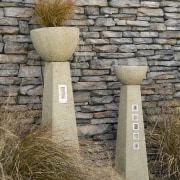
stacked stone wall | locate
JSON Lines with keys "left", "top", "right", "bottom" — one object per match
{"left": 0, "top": 0, "right": 180, "bottom": 167}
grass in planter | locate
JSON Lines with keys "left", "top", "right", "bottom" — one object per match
{"left": 147, "top": 108, "right": 180, "bottom": 179}
{"left": 34, "top": 0, "right": 75, "bottom": 27}
{"left": 0, "top": 110, "right": 123, "bottom": 180}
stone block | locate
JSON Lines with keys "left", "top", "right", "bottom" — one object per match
{"left": 19, "top": 21, "right": 30, "bottom": 34}
{"left": 65, "top": 19, "right": 94, "bottom": 26}
{"left": 140, "top": 32, "right": 158, "bottom": 37}
{"left": 0, "top": 26, "right": 19, "bottom": 34}
{"left": 160, "top": 31, "right": 180, "bottom": 39}
{"left": 78, "top": 124, "right": 112, "bottom": 136}
{"left": 82, "top": 32, "right": 100, "bottom": 38}
{"left": 91, "top": 118, "right": 117, "bottom": 124}
{"left": 154, "top": 38, "right": 176, "bottom": 45}
{"left": 0, "top": 54, "right": 26, "bottom": 63}
{"left": 21, "top": 78, "right": 42, "bottom": 85}
{"left": 101, "top": 31, "right": 122, "bottom": 38}
{"left": 0, "top": 17, "right": 18, "bottom": 25}
{"left": 76, "top": 112, "right": 93, "bottom": 119}
{"left": 110, "top": 38, "right": 133, "bottom": 44}
{"left": 136, "top": 50, "right": 154, "bottom": 56}
{"left": 74, "top": 92, "right": 90, "bottom": 103}
{"left": 4, "top": 7, "right": 33, "bottom": 17}
{"left": 150, "top": 23, "right": 166, "bottom": 31}
{"left": 123, "top": 31, "right": 140, "bottom": 37}
{"left": 93, "top": 134, "right": 114, "bottom": 140}
{"left": 165, "top": 13, "right": 180, "bottom": 19}
{"left": 80, "top": 75, "right": 116, "bottom": 82}
{"left": 0, "top": 77, "right": 20, "bottom": 85}
{"left": 19, "top": 65, "right": 41, "bottom": 77}
{"left": 3, "top": 35, "right": 31, "bottom": 43}
{"left": 133, "top": 38, "right": 153, "bottom": 44}
{"left": 73, "top": 82, "right": 107, "bottom": 90}
{"left": 119, "top": 44, "right": 137, "bottom": 52}
{"left": 141, "top": 1, "right": 160, "bottom": 8}
{"left": 89, "top": 96, "right": 114, "bottom": 105}
{"left": 109, "top": 0, "right": 140, "bottom": 7}
{"left": 86, "top": 38, "right": 109, "bottom": 44}
{"left": 95, "top": 18, "right": 115, "bottom": 26}
{"left": 138, "top": 8, "right": 164, "bottom": 16}
{"left": 82, "top": 69, "right": 109, "bottom": 76}
{"left": 4, "top": 42, "right": 28, "bottom": 54}
{"left": 0, "top": 70, "right": 18, "bottom": 77}
{"left": 100, "top": 7, "right": 118, "bottom": 14}
{"left": 81, "top": 105, "right": 105, "bottom": 112}
{"left": 93, "top": 111, "right": 116, "bottom": 118}
{"left": 93, "top": 45, "right": 118, "bottom": 52}
{"left": 18, "top": 96, "right": 41, "bottom": 104}
{"left": 98, "top": 52, "right": 135, "bottom": 58}
{"left": 127, "top": 20, "right": 149, "bottom": 27}
{"left": 76, "top": 0, "right": 108, "bottom": 6}
{"left": 84, "top": 7, "right": 99, "bottom": 15}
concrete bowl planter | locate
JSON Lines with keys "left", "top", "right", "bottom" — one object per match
{"left": 113, "top": 65, "right": 147, "bottom": 85}
{"left": 30, "top": 27, "right": 79, "bottom": 62}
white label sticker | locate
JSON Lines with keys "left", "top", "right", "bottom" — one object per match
{"left": 132, "top": 114, "right": 139, "bottom": 121}
{"left": 132, "top": 104, "right": 138, "bottom": 112}
{"left": 133, "top": 123, "right": 139, "bottom": 130}
{"left": 133, "top": 142, "right": 140, "bottom": 150}
{"left": 133, "top": 132, "right": 139, "bottom": 140}
{"left": 58, "top": 85, "right": 67, "bottom": 103}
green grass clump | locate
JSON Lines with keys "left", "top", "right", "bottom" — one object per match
{"left": 34, "top": 0, "right": 75, "bottom": 27}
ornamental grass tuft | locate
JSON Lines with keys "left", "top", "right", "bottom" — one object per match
{"left": 34, "top": 0, "right": 75, "bottom": 27}
{"left": 147, "top": 108, "right": 180, "bottom": 179}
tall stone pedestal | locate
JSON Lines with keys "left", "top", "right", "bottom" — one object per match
{"left": 42, "top": 62, "right": 79, "bottom": 149}
{"left": 114, "top": 66, "right": 149, "bottom": 180}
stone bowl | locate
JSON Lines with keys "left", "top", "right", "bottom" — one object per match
{"left": 113, "top": 66, "right": 147, "bottom": 85}
{"left": 30, "top": 27, "right": 79, "bottom": 62}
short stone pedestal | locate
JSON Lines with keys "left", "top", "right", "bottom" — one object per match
{"left": 114, "top": 66, "right": 149, "bottom": 180}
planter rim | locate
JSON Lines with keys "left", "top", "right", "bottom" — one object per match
{"left": 30, "top": 26, "right": 79, "bottom": 33}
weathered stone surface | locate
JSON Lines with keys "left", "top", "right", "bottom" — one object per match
{"left": 0, "top": 77, "right": 20, "bottom": 85}
{"left": 110, "top": 38, "right": 133, "bottom": 44}
{"left": 73, "top": 82, "right": 107, "bottom": 90}
{"left": 141, "top": 1, "right": 160, "bottom": 8}
{"left": 90, "top": 118, "right": 117, "bottom": 124}
{"left": 98, "top": 52, "right": 135, "bottom": 59}
{"left": 19, "top": 20, "right": 30, "bottom": 34}
{"left": 78, "top": 124, "right": 112, "bottom": 136}
{"left": 0, "top": 70, "right": 18, "bottom": 77}
{"left": 100, "top": 7, "right": 118, "bottom": 14}
{"left": 138, "top": 8, "right": 164, "bottom": 16}
{"left": 20, "top": 85, "right": 43, "bottom": 96}
{"left": 109, "top": 0, "right": 140, "bottom": 7}
{"left": 93, "top": 45, "right": 118, "bottom": 52}
{"left": 0, "top": 17, "right": 18, "bottom": 25}
{"left": 82, "top": 69, "right": 109, "bottom": 76}
{"left": 123, "top": 31, "right": 140, "bottom": 37}
{"left": 80, "top": 75, "right": 116, "bottom": 82}
{"left": 3, "top": 35, "right": 31, "bottom": 43}
{"left": 18, "top": 96, "right": 40, "bottom": 104}
{"left": 150, "top": 23, "right": 166, "bottom": 31}
{"left": 127, "top": 20, "right": 149, "bottom": 27}
{"left": 154, "top": 38, "right": 176, "bottom": 45}
{"left": 93, "top": 134, "right": 114, "bottom": 140}
{"left": 4, "top": 42, "right": 28, "bottom": 54}
{"left": 140, "top": 32, "right": 159, "bottom": 37}
{"left": 65, "top": 19, "right": 94, "bottom": 26}
{"left": 133, "top": 38, "right": 153, "bottom": 44}
{"left": 119, "top": 44, "right": 137, "bottom": 52}
{"left": 19, "top": 65, "right": 41, "bottom": 77}
{"left": 165, "top": 13, "right": 180, "bottom": 19}
{"left": 0, "top": 26, "right": 19, "bottom": 34}
{"left": 81, "top": 105, "right": 104, "bottom": 112}
{"left": 101, "top": 31, "right": 122, "bottom": 37}
{"left": 21, "top": 78, "right": 42, "bottom": 85}
{"left": 76, "top": 0, "right": 108, "bottom": 6}
{"left": 82, "top": 32, "right": 99, "bottom": 38}
{"left": 76, "top": 112, "right": 93, "bottom": 119}
{"left": 89, "top": 96, "right": 114, "bottom": 105}
{"left": 93, "top": 111, "right": 116, "bottom": 118}
{"left": 0, "top": 54, "right": 26, "bottom": 63}
{"left": 74, "top": 92, "right": 90, "bottom": 103}
{"left": 137, "top": 44, "right": 163, "bottom": 50}
{"left": 95, "top": 18, "right": 115, "bottom": 26}
{"left": 4, "top": 7, "right": 33, "bottom": 17}
{"left": 86, "top": 38, "right": 109, "bottom": 44}
{"left": 84, "top": 7, "right": 99, "bottom": 15}
{"left": 160, "top": 31, "right": 180, "bottom": 39}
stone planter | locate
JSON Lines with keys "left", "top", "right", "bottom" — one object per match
{"left": 30, "top": 27, "right": 79, "bottom": 62}
{"left": 114, "top": 65, "right": 149, "bottom": 180}
{"left": 30, "top": 27, "right": 79, "bottom": 149}
{"left": 113, "top": 65, "right": 147, "bottom": 85}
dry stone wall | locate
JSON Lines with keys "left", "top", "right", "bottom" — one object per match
{"left": 0, "top": 0, "right": 180, "bottom": 162}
